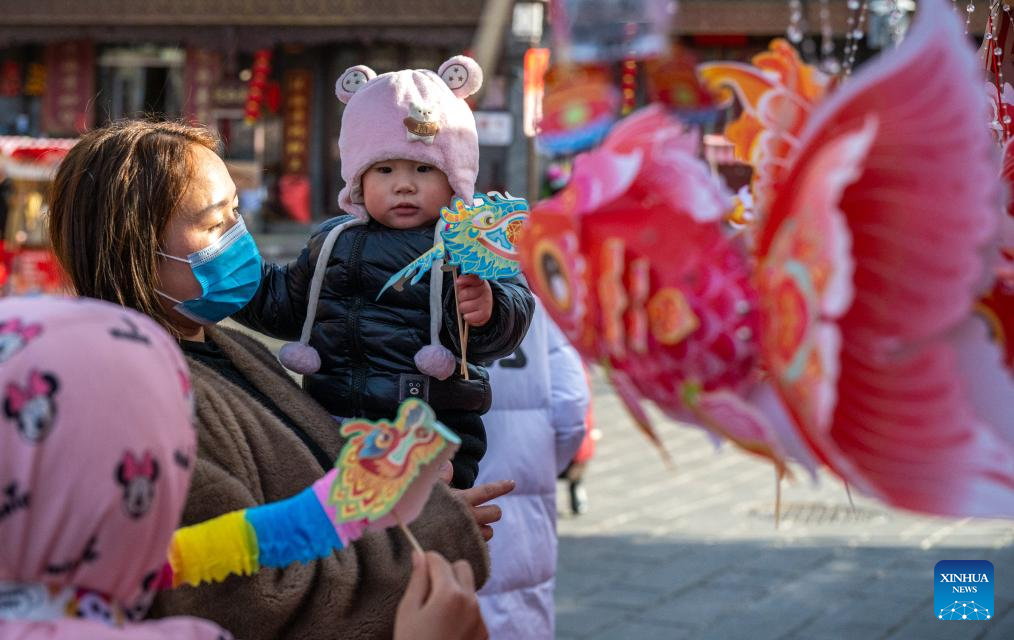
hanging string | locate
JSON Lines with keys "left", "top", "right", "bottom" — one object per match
{"left": 989, "top": 1, "right": 1011, "bottom": 142}
{"left": 843, "top": 1, "right": 858, "bottom": 70}
{"left": 1000, "top": 2, "right": 1013, "bottom": 127}
{"left": 843, "top": 0, "right": 869, "bottom": 78}
{"left": 787, "top": 0, "right": 806, "bottom": 44}
{"left": 819, "top": 0, "right": 840, "bottom": 73}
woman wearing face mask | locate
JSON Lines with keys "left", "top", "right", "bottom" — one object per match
{"left": 46, "top": 119, "right": 508, "bottom": 640}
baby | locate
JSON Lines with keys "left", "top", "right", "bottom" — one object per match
{"left": 236, "top": 56, "right": 534, "bottom": 488}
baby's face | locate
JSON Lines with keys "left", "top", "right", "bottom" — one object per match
{"left": 361, "top": 159, "right": 454, "bottom": 230}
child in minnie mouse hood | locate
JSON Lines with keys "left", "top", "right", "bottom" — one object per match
{"left": 0, "top": 296, "right": 229, "bottom": 640}
{"left": 235, "top": 56, "right": 534, "bottom": 489}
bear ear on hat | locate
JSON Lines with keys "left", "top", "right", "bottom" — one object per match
{"left": 335, "top": 65, "right": 377, "bottom": 104}
{"left": 437, "top": 55, "right": 482, "bottom": 99}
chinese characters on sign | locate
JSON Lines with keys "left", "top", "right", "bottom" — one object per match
{"left": 279, "top": 69, "right": 313, "bottom": 223}
{"left": 283, "top": 70, "right": 312, "bottom": 175}
{"left": 42, "top": 41, "right": 95, "bottom": 136}
{"left": 184, "top": 49, "right": 221, "bottom": 126}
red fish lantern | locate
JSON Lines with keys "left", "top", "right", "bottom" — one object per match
{"left": 520, "top": 2, "right": 1014, "bottom": 518}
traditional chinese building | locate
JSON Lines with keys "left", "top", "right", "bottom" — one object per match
{"left": 0, "top": 0, "right": 489, "bottom": 225}
{"left": 0, "top": 0, "right": 992, "bottom": 223}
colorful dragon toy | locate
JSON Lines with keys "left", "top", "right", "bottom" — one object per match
{"left": 166, "top": 399, "right": 458, "bottom": 587}
{"left": 330, "top": 400, "right": 455, "bottom": 522}
{"left": 519, "top": 0, "right": 1014, "bottom": 518}
{"left": 380, "top": 191, "right": 530, "bottom": 297}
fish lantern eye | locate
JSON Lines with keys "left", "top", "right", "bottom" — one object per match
{"left": 534, "top": 239, "right": 572, "bottom": 312}
{"left": 414, "top": 426, "right": 434, "bottom": 441}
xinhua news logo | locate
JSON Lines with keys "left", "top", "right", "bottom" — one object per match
{"left": 935, "top": 560, "right": 994, "bottom": 621}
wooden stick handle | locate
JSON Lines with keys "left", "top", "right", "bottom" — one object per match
{"left": 460, "top": 323, "right": 470, "bottom": 380}
{"left": 394, "top": 510, "right": 425, "bottom": 555}
{"left": 450, "top": 268, "right": 469, "bottom": 380}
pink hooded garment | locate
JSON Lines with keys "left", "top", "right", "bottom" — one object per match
{"left": 0, "top": 296, "right": 228, "bottom": 640}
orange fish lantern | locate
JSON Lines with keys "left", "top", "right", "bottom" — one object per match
{"left": 698, "top": 39, "right": 831, "bottom": 223}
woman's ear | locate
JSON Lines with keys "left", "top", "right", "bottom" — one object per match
{"left": 437, "top": 55, "right": 483, "bottom": 99}
{"left": 335, "top": 65, "right": 377, "bottom": 103}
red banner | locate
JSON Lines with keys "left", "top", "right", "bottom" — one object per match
{"left": 0, "top": 61, "right": 21, "bottom": 98}
{"left": 183, "top": 48, "right": 221, "bottom": 127}
{"left": 280, "top": 69, "right": 313, "bottom": 223}
{"left": 41, "top": 41, "right": 95, "bottom": 136}
{"left": 282, "top": 69, "right": 312, "bottom": 175}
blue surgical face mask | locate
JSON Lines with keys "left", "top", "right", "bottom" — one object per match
{"left": 157, "top": 215, "right": 263, "bottom": 325}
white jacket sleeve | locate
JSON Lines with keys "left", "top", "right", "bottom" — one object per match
{"left": 547, "top": 316, "right": 590, "bottom": 473}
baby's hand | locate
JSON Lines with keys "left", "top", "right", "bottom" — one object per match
{"left": 455, "top": 275, "right": 493, "bottom": 327}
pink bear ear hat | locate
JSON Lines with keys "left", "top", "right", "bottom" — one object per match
{"left": 279, "top": 56, "right": 483, "bottom": 381}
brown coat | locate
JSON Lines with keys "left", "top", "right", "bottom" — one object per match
{"left": 149, "top": 327, "right": 489, "bottom": 639}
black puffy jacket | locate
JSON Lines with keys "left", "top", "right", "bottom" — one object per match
{"left": 235, "top": 215, "right": 535, "bottom": 421}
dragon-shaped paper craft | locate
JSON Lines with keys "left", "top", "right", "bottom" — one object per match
{"left": 379, "top": 192, "right": 530, "bottom": 298}
{"left": 166, "top": 399, "right": 459, "bottom": 587}
{"left": 328, "top": 399, "right": 457, "bottom": 522}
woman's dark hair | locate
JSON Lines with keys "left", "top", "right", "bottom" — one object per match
{"left": 48, "top": 119, "right": 219, "bottom": 335}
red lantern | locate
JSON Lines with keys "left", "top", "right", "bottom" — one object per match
{"left": 244, "top": 49, "right": 273, "bottom": 125}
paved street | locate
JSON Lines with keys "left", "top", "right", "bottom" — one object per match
{"left": 554, "top": 376, "right": 1014, "bottom": 640}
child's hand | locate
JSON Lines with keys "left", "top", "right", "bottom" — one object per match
{"left": 450, "top": 479, "right": 514, "bottom": 542}
{"left": 455, "top": 275, "right": 493, "bottom": 327}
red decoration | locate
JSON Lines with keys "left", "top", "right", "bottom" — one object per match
{"left": 244, "top": 49, "right": 273, "bottom": 125}
{"left": 691, "top": 34, "right": 749, "bottom": 48}
{"left": 620, "top": 58, "right": 638, "bottom": 116}
{"left": 0, "top": 61, "right": 21, "bottom": 98}
{"left": 280, "top": 69, "right": 313, "bottom": 223}
{"left": 6, "top": 248, "right": 66, "bottom": 295}
{"left": 41, "top": 41, "right": 95, "bottom": 136}
{"left": 264, "top": 81, "right": 282, "bottom": 114}
{"left": 538, "top": 64, "right": 619, "bottom": 155}
{"left": 9, "top": 146, "right": 68, "bottom": 164}
{"left": 645, "top": 47, "right": 718, "bottom": 111}
{"left": 278, "top": 175, "right": 312, "bottom": 224}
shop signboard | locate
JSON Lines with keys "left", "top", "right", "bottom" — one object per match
{"left": 184, "top": 48, "right": 221, "bottom": 126}
{"left": 41, "top": 41, "right": 95, "bottom": 136}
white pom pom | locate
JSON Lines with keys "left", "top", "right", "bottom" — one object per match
{"left": 278, "top": 342, "right": 321, "bottom": 374}
{"left": 414, "top": 345, "right": 456, "bottom": 380}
